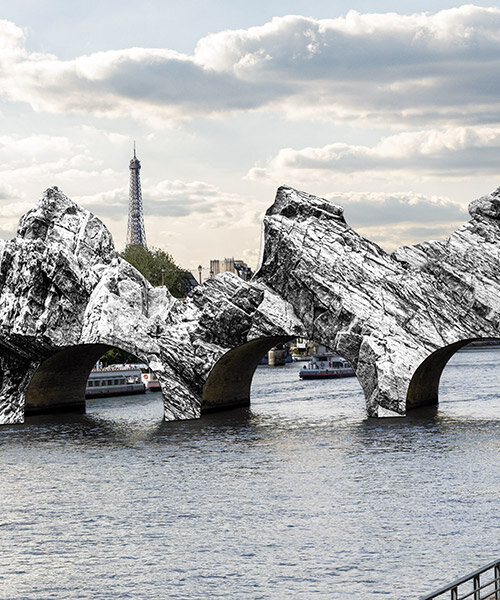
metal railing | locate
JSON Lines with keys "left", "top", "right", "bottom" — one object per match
{"left": 421, "top": 559, "right": 500, "bottom": 600}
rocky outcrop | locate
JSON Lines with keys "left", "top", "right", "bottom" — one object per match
{"left": 0, "top": 187, "right": 302, "bottom": 423}
{"left": 255, "top": 187, "right": 500, "bottom": 415}
{"left": 0, "top": 185, "right": 499, "bottom": 424}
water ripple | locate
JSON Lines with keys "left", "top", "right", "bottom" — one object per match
{"left": 1, "top": 352, "right": 500, "bottom": 598}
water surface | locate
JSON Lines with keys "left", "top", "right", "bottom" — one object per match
{"left": 1, "top": 349, "right": 500, "bottom": 599}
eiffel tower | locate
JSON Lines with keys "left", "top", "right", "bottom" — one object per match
{"left": 126, "top": 143, "right": 147, "bottom": 247}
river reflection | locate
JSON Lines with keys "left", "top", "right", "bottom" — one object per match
{"left": 0, "top": 349, "right": 500, "bottom": 599}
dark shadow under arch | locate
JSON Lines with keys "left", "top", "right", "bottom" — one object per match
{"left": 25, "top": 343, "right": 134, "bottom": 416}
{"left": 201, "top": 336, "right": 294, "bottom": 414}
{"left": 406, "top": 337, "right": 500, "bottom": 411}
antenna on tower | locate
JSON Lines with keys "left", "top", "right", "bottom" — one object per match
{"left": 133, "top": 140, "right": 136, "bottom": 159}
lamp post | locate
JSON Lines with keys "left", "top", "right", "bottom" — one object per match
{"left": 198, "top": 265, "right": 202, "bottom": 284}
{"left": 161, "top": 267, "right": 165, "bottom": 287}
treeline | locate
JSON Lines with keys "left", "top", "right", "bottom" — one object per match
{"left": 121, "top": 244, "right": 192, "bottom": 298}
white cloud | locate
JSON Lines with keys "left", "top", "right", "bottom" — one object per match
{"left": 0, "top": 134, "right": 83, "bottom": 166}
{"left": 73, "top": 187, "right": 128, "bottom": 218}
{"left": 0, "top": 9, "right": 495, "bottom": 268}
{"left": 0, "top": 181, "right": 23, "bottom": 202}
{"left": 0, "top": 130, "right": 263, "bottom": 239}
{"left": 318, "top": 190, "right": 468, "bottom": 251}
{"left": 0, "top": 181, "right": 32, "bottom": 237}
{"left": 325, "top": 190, "right": 466, "bottom": 227}
{"left": 359, "top": 221, "right": 465, "bottom": 252}
{"left": 79, "top": 125, "right": 129, "bottom": 145}
{"left": 147, "top": 180, "right": 244, "bottom": 219}
{"left": 2, "top": 7, "right": 500, "bottom": 125}
{"left": 74, "top": 178, "right": 263, "bottom": 229}
{"left": 0, "top": 133, "right": 126, "bottom": 202}
{"left": 246, "top": 126, "right": 500, "bottom": 181}
{"left": 0, "top": 201, "right": 33, "bottom": 218}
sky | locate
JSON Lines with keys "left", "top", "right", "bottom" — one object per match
{"left": 1, "top": 1, "right": 500, "bottom": 276}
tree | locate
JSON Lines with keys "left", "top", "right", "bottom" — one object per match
{"left": 100, "top": 347, "right": 138, "bottom": 365}
{"left": 120, "top": 245, "right": 191, "bottom": 298}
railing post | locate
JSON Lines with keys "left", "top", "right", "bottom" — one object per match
{"left": 451, "top": 586, "right": 458, "bottom": 600}
{"left": 473, "top": 574, "right": 480, "bottom": 600}
{"left": 495, "top": 563, "right": 500, "bottom": 600}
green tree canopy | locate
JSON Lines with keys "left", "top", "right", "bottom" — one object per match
{"left": 121, "top": 245, "right": 192, "bottom": 298}
{"left": 100, "top": 347, "right": 138, "bottom": 365}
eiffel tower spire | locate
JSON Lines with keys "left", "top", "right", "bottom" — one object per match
{"left": 126, "top": 142, "right": 147, "bottom": 247}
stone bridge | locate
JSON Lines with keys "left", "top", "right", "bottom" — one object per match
{"left": 0, "top": 185, "right": 499, "bottom": 425}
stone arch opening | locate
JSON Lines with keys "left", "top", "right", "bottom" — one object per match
{"left": 406, "top": 338, "right": 500, "bottom": 411}
{"left": 201, "top": 335, "right": 359, "bottom": 414}
{"left": 201, "top": 336, "right": 295, "bottom": 413}
{"left": 24, "top": 343, "right": 151, "bottom": 416}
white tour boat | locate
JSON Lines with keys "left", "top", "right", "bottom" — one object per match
{"left": 299, "top": 353, "right": 355, "bottom": 380}
{"left": 89, "top": 362, "right": 162, "bottom": 394}
{"left": 86, "top": 367, "right": 146, "bottom": 398}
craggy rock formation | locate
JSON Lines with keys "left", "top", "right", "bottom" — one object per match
{"left": 0, "top": 185, "right": 500, "bottom": 424}
{"left": 0, "top": 187, "right": 301, "bottom": 423}
{"left": 254, "top": 187, "right": 500, "bottom": 415}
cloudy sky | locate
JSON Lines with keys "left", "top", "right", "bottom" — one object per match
{"left": 1, "top": 1, "right": 500, "bottom": 275}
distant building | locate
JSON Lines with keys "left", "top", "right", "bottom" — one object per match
{"left": 210, "top": 258, "right": 253, "bottom": 281}
{"left": 291, "top": 339, "right": 330, "bottom": 356}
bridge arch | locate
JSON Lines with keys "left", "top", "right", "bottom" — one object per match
{"left": 200, "top": 335, "right": 361, "bottom": 414}
{"left": 406, "top": 338, "right": 500, "bottom": 411}
{"left": 201, "top": 336, "right": 296, "bottom": 413}
{"left": 24, "top": 343, "right": 151, "bottom": 416}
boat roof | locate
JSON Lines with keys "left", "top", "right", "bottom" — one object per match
{"left": 89, "top": 368, "right": 142, "bottom": 377}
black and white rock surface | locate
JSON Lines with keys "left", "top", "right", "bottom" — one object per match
{"left": 0, "top": 185, "right": 499, "bottom": 424}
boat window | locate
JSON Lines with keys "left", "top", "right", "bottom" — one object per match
{"left": 101, "top": 381, "right": 107, "bottom": 386}
{"left": 87, "top": 381, "right": 93, "bottom": 387}
{"left": 317, "top": 356, "right": 327, "bottom": 361}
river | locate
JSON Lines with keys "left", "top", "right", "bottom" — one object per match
{"left": 1, "top": 348, "right": 500, "bottom": 599}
